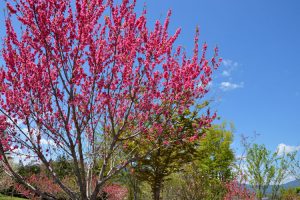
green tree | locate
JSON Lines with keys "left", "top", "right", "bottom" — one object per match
{"left": 116, "top": 165, "right": 146, "bottom": 200}
{"left": 51, "top": 155, "right": 74, "bottom": 179}
{"left": 164, "top": 124, "right": 235, "bottom": 200}
{"left": 18, "top": 163, "right": 41, "bottom": 178}
{"left": 194, "top": 123, "right": 234, "bottom": 182}
{"left": 134, "top": 140, "right": 195, "bottom": 200}
{"left": 128, "top": 109, "right": 205, "bottom": 200}
{"left": 271, "top": 152, "right": 296, "bottom": 200}
{"left": 243, "top": 144, "right": 295, "bottom": 200}
{"left": 290, "top": 150, "right": 300, "bottom": 181}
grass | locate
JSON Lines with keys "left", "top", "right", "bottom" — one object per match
{"left": 0, "top": 194, "right": 27, "bottom": 200}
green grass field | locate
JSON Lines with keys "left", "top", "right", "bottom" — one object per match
{"left": 0, "top": 194, "right": 26, "bottom": 200}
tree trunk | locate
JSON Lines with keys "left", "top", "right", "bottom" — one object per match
{"left": 152, "top": 181, "right": 162, "bottom": 200}
{"left": 133, "top": 180, "right": 138, "bottom": 200}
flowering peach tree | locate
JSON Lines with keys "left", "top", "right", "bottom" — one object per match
{"left": 0, "top": 0, "right": 220, "bottom": 199}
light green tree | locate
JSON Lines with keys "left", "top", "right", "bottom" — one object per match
{"left": 290, "top": 150, "right": 300, "bottom": 181}
{"left": 243, "top": 143, "right": 295, "bottom": 200}
{"left": 271, "top": 151, "right": 296, "bottom": 200}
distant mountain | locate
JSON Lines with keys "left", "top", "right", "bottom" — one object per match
{"left": 246, "top": 179, "right": 300, "bottom": 194}
{"left": 281, "top": 179, "right": 300, "bottom": 189}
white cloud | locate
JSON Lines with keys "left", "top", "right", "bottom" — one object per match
{"left": 220, "top": 81, "right": 244, "bottom": 91}
{"left": 222, "top": 70, "right": 231, "bottom": 77}
{"left": 277, "top": 143, "right": 300, "bottom": 155}
{"left": 223, "top": 59, "right": 238, "bottom": 68}
{"left": 282, "top": 174, "right": 297, "bottom": 184}
{"left": 11, "top": 149, "right": 39, "bottom": 165}
{"left": 221, "top": 59, "right": 238, "bottom": 77}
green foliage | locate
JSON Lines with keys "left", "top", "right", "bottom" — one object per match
{"left": 51, "top": 155, "right": 74, "bottom": 179}
{"left": 127, "top": 110, "right": 205, "bottom": 200}
{"left": 0, "top": 194, "right": 26, "bottom": 200}
{"left": 18, "top": 163, "right": 41, "bottom": 177}
{"left": 291, "top": 151, "right": 300, "bottom": 180}
{"left": 114, "top": 167, "right": 142, "bottom": 200}
{"left": 194, "top": 123, "right": 234, "bottom": 182}
{"left": 243, "top": 143, "right": 296, "bottom": 200}
{"left": 163, "top": 124, "right": 235, "bottom": 200}
{"left": 245, "top": 144, "right": 276, "bottom": 199}
{"left": 280, "top": 187, "right": 300, "bottom": 200}
{"left": 271, "top": 152, "right": 296, "bottom": 200}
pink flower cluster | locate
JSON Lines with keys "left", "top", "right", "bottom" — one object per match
{"left": 1, "top": 0, "right": 220, "bottom": 151}
{"left": 0, "top": 115, "right": 12, "bottom": 160}
{"left": 224, "top": 180, "right": 255, "bottom": 200}
{"left": 103, "top": 184, "right": 128, "bottom": 200}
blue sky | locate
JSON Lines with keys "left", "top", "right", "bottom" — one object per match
{"left": 1, "top": 1, "right": 300, "bottom": 155}
{"left": 135, "top": 0, "right": 300, "bottom": 154}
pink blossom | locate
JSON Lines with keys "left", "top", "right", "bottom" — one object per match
{"left": 0, "top": 0, "right": 220, "bottom": 198}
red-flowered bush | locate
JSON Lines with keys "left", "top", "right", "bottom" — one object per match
{"left": 224, "top": 180, "right": 255, "bottom": 200}
{"left": 103, "top": 184, "right": 128, "bottom": 200}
